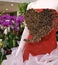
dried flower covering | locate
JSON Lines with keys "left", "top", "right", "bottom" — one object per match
{"left": 24, "top": 9, "right": 57, "bottom": 43}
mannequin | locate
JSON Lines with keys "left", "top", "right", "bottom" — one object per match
{"left": 16, "top": 0, "right": 58, "bottom": 57}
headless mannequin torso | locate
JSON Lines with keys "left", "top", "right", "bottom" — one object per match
{"left": 16, "top": 0, "right": 58, "bottom": 57}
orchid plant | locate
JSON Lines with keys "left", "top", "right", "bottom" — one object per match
{"left": 0, "top": 14, "right": 24, "bottom": 48}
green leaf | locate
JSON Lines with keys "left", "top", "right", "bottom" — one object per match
{"left": 18, "top": 3, "right": 29, "bottom": 14}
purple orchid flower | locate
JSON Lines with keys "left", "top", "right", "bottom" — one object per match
{"left": 16, "top": 15, "right": 24, "bottom": 24}
{"left": 0, "top": 20, "right": 3, "bottom": 24}
{"left": 2, "top": 20, "right": 12, "bottom": 27}
{"left": 10, "top": 16, "right": 16, "bottom": 21}
{"left": 2, "top": 14, "right": 10, "bottom": 20}
{"left": 0, "top": 14, "right": 24, "bottom": 32}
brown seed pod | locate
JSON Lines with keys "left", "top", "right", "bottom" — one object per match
{"left": 24, "top": 9, "right": 57, "bottom": 43}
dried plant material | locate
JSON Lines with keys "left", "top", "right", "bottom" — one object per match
{"left": 24, "top": 9, "right": 57, "bottom": 43}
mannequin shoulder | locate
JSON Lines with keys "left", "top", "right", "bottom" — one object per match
{"left": 27, "top": 2, "right": 35, "bottom": 10}
{"left": 27, "top": 3, "right": 32, "bottom": 10}
{"left": 27, "top": 0, "right": 58, "bottom": 10}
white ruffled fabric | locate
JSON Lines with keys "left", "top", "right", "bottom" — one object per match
{"left": 1, "top": 43, "right": 58, "bottom": 65}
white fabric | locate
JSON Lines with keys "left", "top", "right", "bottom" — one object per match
{"left": 1, "top": 43, "right": 58, "bottom": 65}
{"left": 16, "top": 26, "right": 29, "bottom": 56}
